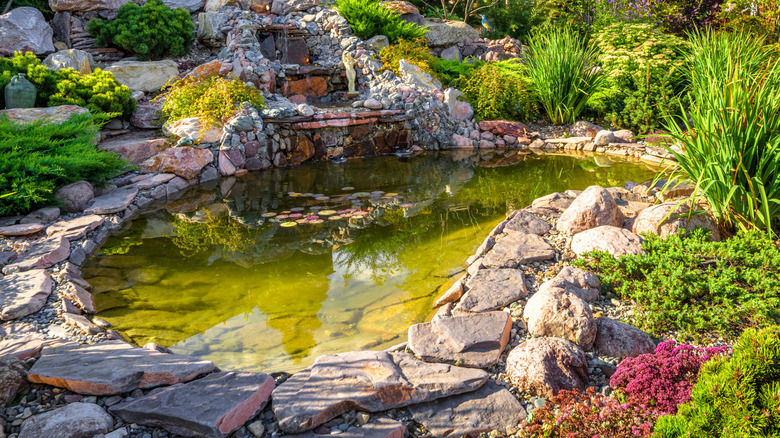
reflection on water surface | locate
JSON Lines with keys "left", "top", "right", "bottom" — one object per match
{"left": 83, "top": 150, "right": 656, "bottom": 372}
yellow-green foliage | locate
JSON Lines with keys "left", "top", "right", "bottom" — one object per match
{"left": 455, "top": 60, "right": 537, "bottom": 122}
{"left": 379, "top": 38, "right": 435, "bottom": 77}
{"left": 156, "top": 75, "right": 266, "bottom": 127}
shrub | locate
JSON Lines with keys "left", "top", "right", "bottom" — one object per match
{"left": 379, "top": 38, "right": 435, "bottom": 77}
{"left": 156, "top": 75, "right": 265, "bottom": 127}
{"left": 611, "top": 341, "right": 729, "bottom": 414}
{"left": 654, "top": 326, "right": 780, "bottom": 437}
{"left": 0, "top": 52, "right": 135, "bottom": 117}
{"left": 481, "top": 0, "right": 549, "bottom": 42}
{"left": 574, "top": 229, "right": 780, "bottom": 342}
{"left": 0, "top": 113, "right": 129, "bottom": 215}
{"left": 334, "top": 0, "right": 428, "bottom": 43}
{"left": 591, "top": 0, "right": 657, "bottom": 30}
{"left": 454, "top": 59, "right": 537, "bottom": 122}
{"left": 654, "top": 0, "right": 724, "bottom": 34}
{"left": 519, "top": 386, "right": 660, "bottom": 437}
{"left": 87, "top": 0, "right": 194, "bottom": 61}
{"left": 430, "top": 57, "right": 484, "bottom": 88}
{"left": 525, "top": 26, "right": 602, "bottom": 124}
{"left": 10, "top": 0, "right": 54, "bottom": 18}
{"left": 661, "top": 31, "right": 780, "bottom": 233}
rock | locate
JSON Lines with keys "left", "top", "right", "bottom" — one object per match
{"left": 557, "top": 186, "right": 622, "bottom": 234}
{"left": 613, "top": 129, "right": 635, "bottom": 142}
{"left": 19, "top": 402, "right": 113, "bottom": 438}
{"left": 594, "top": 317, "right": 655, "bottom": 358}
{"left": 0, "top": 335, "right": 45, "bottom": 360}
{"left": 0, "top": 223, "right": 45, "bottom": 236}
{"left": 0, "top": 356, "right": 28, "bottom": 406}
{"left": 84, "top": 185, "right": 138, "bottom": 215}
{"left": 408, "top": 311, "right": 512, "bottom": 368}
{"left": 530, "top": 192, "right": 575, "bottom": 213}
{"left": 293, "top": 417, "right": 404, "bottom": 438}
{"left": 477, "top": 120, "right": 528, "bottom": 137}
{"left": 54, "top": 181, "right": 94, "bottom": 213}
{"left": 363, "top": 98, "right": 382, "bottom": 110}
{"left": 523, "top": 286, "right": 597, "bottom": 349}
{"left": 62, "top": 281, "right": 97, "bottom": 313}
{"left": 439, "top": 46, "right": 461, "bottom": 62}
{"left": 0, "top": 105, "right": 89, "bottom": 126}
{"left": 46, "top": 215, "right": 104, "bottom": 240}
{"left": 365, "top": 35, "right": 389, "bottom": 52}
{"left": 49, "top": 0, "right": 130, "bottom": 11}
{"left": 111, "top": 371, "right": 274, "bottom": 437}
{"left": 21, "top": 206, "right": 60, "bottom": 224}
{"left": 218, "top": 150, "right": 236, "bottom": 175}
{"left": 594, "top": 130, "right": 617, "bottom": 146}
{"left": 43, "top": 49, "right": 94, "bottom": 74}
{"left": 270, "top": 0, "right": 317, "bottom": 14}
{"left": 197, "top": 11, "right": 228, "bottom": 40}
{"left": 454, "top": 269, "right": 528, "bottom": 314}
{"left": 503, "top": 210, "right": 551, "bottom": 235}
{"left": 204, "top": 0, "right": 236, "bottom": 10}
{"left": 105, "top": 60, "right": 179, "bottom": 93}
{"left": 631, "top": 202, "right": 721, "bottom": 241}
{"left": 272, "top": 351, "right": 487, "bottom": 433}
{"left": 141, "top": 147, "right": 213, "bottom": 180}
{"left": 571, "top": 121, "right": 603, "bottom": 138}
{"left": 129, "top": 102, "right": 162, "bottom": 129}
{"left": 450, "top": 133, "right": 474, "bottom": 149}
{"left": 482, "top": 232, "right": 555, "bottom": 268}
{"left": 399, "top": 59, "right": 442, "bottom": 91}
{"left": 543, "top": 266, "right": 601, "bottom": 302}
{"left": 167, "top": 117, "right": 223, "bottom": 144}
{"left": 0, "top": 7, "right": 55, "bottom": 56}
{"left": 62, "top": 312, "right": 101, "bottom": 335}
{"left": 454, "top": 101, "right": 473, "bottom": 121}
{"left": 506, "top": 337, "right": 588, "bottom": 398}
{"left": 571, "top": 226, "right": 644, "bottom": 257}
{"left": 4, "top": 237, "right": 69, "bottom": 274}
{"left": 160, "top": 0, "right": 205, "bottom": 12}
{"left": 98, "top": 131, "right": 169, "bottom": 164}
{"left": 433, "top": 276, "right": 464, "bottom": 307}
{"left": 423, "top": 18, "right": 479, "bottom": 48}
{"left": 408, "top": 380, "right": 525, "bottom": 438}
{"left": 28, "top": 342, "right": 218, "bottom": 395}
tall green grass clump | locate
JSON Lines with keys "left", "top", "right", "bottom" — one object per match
{"left": 0, "top": 113, "right": 129, "bottom": 215}
{"left": 334, "top": 0, "right": 427, "bottom": 43}
{"left": 662, "top": 31, "right": 780, "bottom": 234}
{"left": 525, "top": 27, "right": 603, "bottom": 124}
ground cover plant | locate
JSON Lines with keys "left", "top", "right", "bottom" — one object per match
{"left": 0, "top": 52, "right": 135, "bottom": 117}
{"left": 454, "top": 59, "right": 537, "bottom": 121}
{"left": 575, "top": 229, "right": 780, "bottom": 342}
{"left": 0, "top": 113, "right": 129, "bottom": 215}
{"left": 87, "top": 0, "right": 194, "bottom": 61}
{"left": 334, "top": 0, "right": 427, "bottom": 43}
{"left": 430, "top": 57, "right": 483, "bottom": 87}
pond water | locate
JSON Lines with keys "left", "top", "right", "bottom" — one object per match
{"left": 82, "top": 150, "right": 656, "bottom": 373}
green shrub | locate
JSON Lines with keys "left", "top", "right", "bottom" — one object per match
{"left": 430, "top": 57, "right": 484, "bottom": 88}
{"left": 454, "top": 59, "right": 537, "bottom": 122}
{"left": 87, "top": 0, "right": 194, "bottom": 61}
{"left": 10, "top": 0, "right": 54, "bottom": 18}
{"left": 525, "top": 26, "right": 602, "bottom": 124}
{"left": 0, "top": 113, "right": 129, "bottom": 215}
{"left": 0, "top": 52, "right": 135, "bottom": 117}
{"left": 334, "top": 0, "right": 428, "bottom": 43}
{"left": 574, "top": 229, "right": 780, "bottom": 342}
{"left": 654, "top": 325, "right": 780, "bottom": 437}
{"left": 156, "top": 75, "right": 265, "bottom": 128}
{"left": 379, "top": 38, "right": 435, "bottom": 77}
{"left": 661, "top": 31, "right": 780, "bottom": 233}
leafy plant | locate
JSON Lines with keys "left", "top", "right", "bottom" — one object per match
{"left": 654, "top": 325, "right": 780, "bottom": 437}
{"left": 0, "top": 113, "right": 129, "bottom": 215}
{"left": 334, "top": 0, "right": 428, "bottom": 43}
{"left": 660, "top": 31, "right": 780, "bottom": 233}
{"left": 481, "top": 0, "right": 549, "bottom": 42}
{"left": 379, "top": 38, "right": 436, "bottom": 77}
{"left": 430, "top": 57, "right": 483, "bottom": 87}
{"left": 454, "top": 59, "right": 537, "bottom": 121}
{"left": 591, "top": 0, "right": 657, "bottom": 30}
{"left": 574, "top": 229, "right": 780, "bottom": 342}
{"left": 525, "top": 26, "right": 602, "bottom": 124}
{"left": 87, "top": 0, "right": 194, "bottom": 61}
{"left": 654, "top": 0, "right": 724, "bottom": 34}
{"left": 156, "top": 74, "right": 265, "bottom": 127}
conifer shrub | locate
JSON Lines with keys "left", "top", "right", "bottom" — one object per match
{"left": 334, "top": 0, "right": 427, "bottom": 43}
{"left": 654, "top": 325, "right": 780, "bottom": 437}
{"left": 430, "top": 57, "right": 483, "bottom": 88}
{"left": 87, "top": 0, "right": 194, "bottom": 61}
{"left": 454, "top": 59, "right": 537, "bottom": 122}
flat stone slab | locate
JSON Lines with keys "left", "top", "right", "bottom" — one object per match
{"left": 408, "top": 311, "right": 512, "bottom": 368}
{"left": 0, "top": 270, "right": 54, "bottom": 320}
{"left": 571, "top": 225, "right": 643, "bottom": 257}
{"left": 84, "top": 185, "right": 139, "bottom": 215}
{"left": 135, "top": 173, "right": 175, "bottom": 190}
{"left": 294, "top": 417, "right": 405, "bottom": 438}
{"left": 0, "top": 223, "right": 45, "bottom": 236}
{"left": 3, "top": 236, "right": 69, "bottom": 274}
{"left": 503, "top": 210, "right": 551, "bottom": 235}
{"left": 62, "top": 281, "right": 97, "bottom": 313}
{"left": 0, "top": 335, "right": 46, "bottom": 360}
{"left": 482, "top": 233, "right": 555, "bottom": 268}
{"left": 454, "top": 269, "right": 528, "bottom": 314}
{"left": 46, "top": 215, "right": 104, "bottom": 240}
{"left": 111, "top": 371, "right": 275, "bottom": 437}
{"left": 28, "top": 341, "right": 217, "bottom": 395}
{"left": 19, "top": 402, "right": 113, "bottom": 438}
{"left": 272, "top": 351, "right": 488, "bottom": 433}
{"left": 409, "top": 380, "right": 525, "bottom": 437}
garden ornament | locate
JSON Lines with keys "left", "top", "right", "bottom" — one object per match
{"left": 342, "top": 52, "right": 358, "bottom": 98}
{"left": 175, "top": 137, "right": 194, "bottom": 147}
{"left": 4, "top": 74, "right": 37, "bottom": 109}
{"left": 480, "top": 14, "right": 493, "bottom": 33}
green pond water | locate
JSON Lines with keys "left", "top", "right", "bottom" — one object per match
{"left": 82, "top": 150, "right": 656, "bottom": 373}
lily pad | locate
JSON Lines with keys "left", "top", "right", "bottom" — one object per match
{"left": 319, "top": 210, "right": 337, "bottom": 216}
{"left": 261, "top": 212, "right": 276, "bottom": 217}
{"left": 280, "top": 222, "right": 297, "bottom": 227}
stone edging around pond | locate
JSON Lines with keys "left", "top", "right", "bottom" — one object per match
{"left": 0, "top": 157, "right": 715, "bottom": 438}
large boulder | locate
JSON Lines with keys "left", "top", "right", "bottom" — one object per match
{"left": 0, "top": 106, "right": 89, "bottom": 126}
{"left": 571, "top": 226, "right": 644, "bottom": 257}
{"left": 105, "top": 60, "right": 179, "bottom": 93}
{"left": 523, "top": 286, "right": 597, "bottom": 350}
{"left": 0, "top": 7, "right": 55, "bottom": 56}
{"left": 84, "top": 185, "right": 138, "bottom": 215}
{"left": 399, "top": 59, "right": 442, "bottom": 91}
{"left": 423, "top": 18, "right": 479, "bottom": 48}
{"left": 482, "top": 232, "right": 555, "bottom": 268}
{"left": 54, "top": 181, "right": 94, "bottom": 213}
{"left": 557, "top": 186, "right": 622, "bottom": 234}
{"left": 506, "top": 337, "right": 588, "bottom": 398}
{"left": 159, "top": 0, "right": 206, "bottom": 12}
{"left": 632, "top": 201, "right": 721, "bottom": 241}
{"left": 98, "top": 131, "right": 169, "bottom": 164}
{"left": 43, "top": 49, "right": 95, "bottom": 74}
{"left": 0, "top": 356, "right": 28, "bottom": 406}
{"left": 141, "top": 146, "right": 214, "bottom": 180}
{"left": 19, "top": 402, "right": 113, "bottom": 438}
{"left": 542, "top": 266, "right": 601, "bottom": 302}
{"left": 594, "top": 317, "right": 655, "bottom": 358}
{"left": 503, "top": 209, "right": 551, "bottom": 235}
{"left": 49, "top": 0, "right": 131, "bottom": 12}
{"left": 168, "top": 117, "right": 223, "bottom": 144}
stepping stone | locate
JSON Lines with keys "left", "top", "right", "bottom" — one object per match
{"left": 503, "top": 210, "right": 551, "bottom": 235}
{"left": 84, "top": 185, "right": 139, "bottom": 215}
{"left": 272, "top": 351, "right": 488, "bottom": 433}
{"left": 0, "top": 335, "right": 46, "bottom": 360}
{"left": 0, "top": 223, "right": 45, "bottom": 236}
{"left": 0, "top": 250, "right": 18, "bottom": 266}
{"left": 46, "top": 215, "right": 105, "bottom": 240}
{"left": 453, "top": 269, "right": 527, "bottom": 314}
{"left": 409, "top": 380, "right": 525, "bottom": 437}
{"left": 28, "top": 341, "right": 217, "bottom": 395}
{"left": 19, "top": 402, "right": 113, "bottom": 438}
{"left": 408, "top": 311, "right": 512, "bottom": 368}
{"left": 482, "top": 233, "right": 555, "bottom": 269}
{"left": 571, "top": 225, "right": 643, "bottom": 257}
{"left": 295, "top": 417, "right": 405, "bottom": 438}
{"left": 2, "top": 237, "right": 69, "bottom": 274}
{"left": 506, "top": 337, "right": 588, "bottom": 398}
{"left": 0, "top": 270, "right": 54, "bottom": 320}
{"left": 111, "top": 371, "right": 275, "bottom": 437}
{"left": 61, "top": 281, "right": 97, "bottom": 313}
{"left": 134, "top": 173, "right": 175, "bottom": 190}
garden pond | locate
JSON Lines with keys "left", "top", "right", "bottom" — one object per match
{"left": 82, "top": 150, "right": 656, "bottom": 373}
